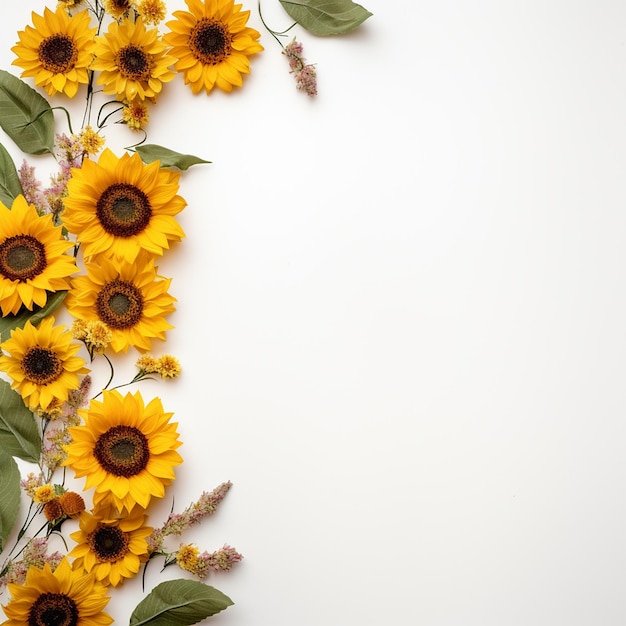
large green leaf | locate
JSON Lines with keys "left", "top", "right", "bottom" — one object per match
{"left": 135, "top": 144, "right": 211, "bottom": 170}
{"left": 0, "top": 447, "right": 21, "bottom": 552}
{"left": 0, "top": 70, "right": 54, "bottom": 155}
{"left": 0, "top": 379, "right": 40, "bottom": 463}
{"left": 0, "top": 291, "right": 67, "bottom": 343}
{"left": 0, "top": 142, "right": 23, "bottom": 207}
{"left": 129, "top": 580, "right": 234, "bottom": 626}
{"left": 279, "top": 0, "right": 372, "bottom": 35}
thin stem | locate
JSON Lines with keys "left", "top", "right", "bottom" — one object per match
{"left": 258, "top": 0, "right": 297, "bottom": 49}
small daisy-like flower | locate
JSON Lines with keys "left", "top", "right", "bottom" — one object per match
{"left": 156, "top": 354, "right": 181, "bottom": 378}
{"left": 58, "top": 491, "right": 86, "bottom": 517}
{"left": 0, "top": 317, "right": 89, "bottom": 412}
{"left": 59, "top": 0, "right": 85, "bottom": 8}
{"left": 92, "top": 17, "right": 176, "bottom": 102}
{"left": 138, "top": 0, "right": 167, "bottom": 24}
{"left": 79, "top": 125, "right": 105, "bottom": 156}
{"left": 1, "top": 558, "right": 113, "bottom": 626}
{"left": 33, "top": 484, "right": 56, "bottom": 505}
{"left": 104, "top": 0, "right": 135, "bottom": 18}
{"left": 66, "top": 253, "right": 176, "bottom": 353}
{"left": 122, "top": 99, "right": 150, "bottom": 130}
{"left": 12, "top": 6, "right": 96, "bottom": 98}
{"left": 84, "top": 321, "right": 114, "bottom": 356}
{"left": 69, "top": 506, "right": 153, "bottom": 587}
{"left": 64, "top": 389, "right": 183, "bottom": 513}
{"left": 135, "top": 354, "right": 158, "bottom": 373}
{"left": 176, "top": 543, "right": 201, "bottom": 571}
{"left": 43, "top": 498, "right": 64, "bottom": 522}
{"left": 0, "top": 195, "right": 77, "bottom": 316}
{"left": 164, "top": 0, "right": 263, "bottom": 94}
{"left": 62, "top": 149, "right": 186, "bottom": 263}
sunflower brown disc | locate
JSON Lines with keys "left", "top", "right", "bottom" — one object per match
{"left": 29, "top": 592, "right": 79, "bottom": 626}
{"left": 189, "top": 19, "right": 232, "bottom": 64}
{"left": 94, "top": 424, "right": 150, "bottom": 477}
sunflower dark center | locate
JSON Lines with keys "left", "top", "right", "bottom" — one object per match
{"left": 95, "top": 279, "right": 144, "bottom": 329}
{"left": 94, "top": 424, "right": 150, "bottom": 477}
{"left": 38, "top": 35, "right": 78, "bottom": 74}
{"left": 189, "top": 18, "right": 232, "bottom": 64}
{"left": 96, "top": 183, "right": 152, "bottom": 238}
{"left": 28, "top": 592, "right": 78, "bottom": 626}
{"left": 89, "top": 525, "right": 130, "bottom": 562}
{"left": 116, "top": 45, "right": 152, "bottom": 80}
{"left": 22, "top": 347, "right": 63, "bottom": 385}
{"left": 0, "top": 235, "right": 47, "bottom": 282}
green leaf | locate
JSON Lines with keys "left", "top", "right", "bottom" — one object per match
{"left": 0, "top": 380, "right": 40, "bottom": 463}
{"left": 0, "top": 142, "right": 23, "bottom": 207}
{"left": 129, "top": 580, "right": 234, "bottom": 626}
{"left": 0, "top": 447, "right": 21, "bottom": 552}
{"left": 0, "top": 291, "right": 66, "bottom": 343}
{"left": 135, "top": 145, "right": 211, "bottom": 170}
{"left": 279, "top": 0, "right": 372, "bottom": 35}
{"left": 0, "top": 70, "right": 54, "bottom": 155}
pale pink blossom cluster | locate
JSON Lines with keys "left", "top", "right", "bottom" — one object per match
{"left": 18, "top": 132, "right": 83, "bottom": 219}
{"left": 147, "top": 481, "right": 233, "bottom": 553}
{"left": 0, "top": 538, "right": 62, "bottom": 587}
{"left": 283, "top": 39, "right": 317, "bottom": 97}
{"left": 176, "top": 544, "right": 243, "bottom": 579}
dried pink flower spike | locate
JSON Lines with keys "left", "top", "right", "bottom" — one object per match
{"left": 283, "top": 39, "right": 318, "bottom": 97}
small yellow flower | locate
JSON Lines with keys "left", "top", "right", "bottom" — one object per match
{"left": 71, "top": 319, "right": 89, "bottom": 341}
{"left": 176, "top": 544, "right": 200, "bottom": 572}
{"left": 84, "top": 321, "right": 113, "bottom": 355}
{"left": 138, "top": 0, "right": 167, "bottom": 24}
{"left": 58, "top": 491, "right": 86, "bottom": 517}
{"left": 156, "top": 355, "right": 181, "bottom": 379}
{"left": 78, "top": 125, "right": 105, "bottom": 156}
{"left": 135, "top": 354, "right": 158, "bottom": 373}
{"left": 104, "top": 0, "right": 135, "bottom": 18}
{"left": 122, "top": 100, "right": 150, "bottom": 131}
{"left": 33, "top": 484, "right": 56, "bottom": 504}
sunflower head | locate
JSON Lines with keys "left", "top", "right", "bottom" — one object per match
{"left": 66, "top": 252, "right": 176, "bottom": 353}
{"left": 62, "top": 149, "right": 186, "bottom": 263}
{"left": 92, "top": 17, "right": 176, "bottom": 102}
{"left": 12, "top": 6, "right": 97, "bottom": 98}
{"left": 64, "top": 389, "right": 183, "bottom": 513}
{"left": 0, "top": 195, "right": 77, "bottom": 316}
{"left": 2, "top": 557, "right": 113, "bottom": 626}
{"left": 69, "top": 505, "right": 153, "bottom": 587}
{"left": 164, "top": 0, "right": 264, "bottom": 94}
{"left": 0, "top": 316, "right": 89, "bottom": 412}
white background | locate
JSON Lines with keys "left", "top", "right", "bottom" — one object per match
{"left": 1, "top": 1, "right": 626, "bottom": 625}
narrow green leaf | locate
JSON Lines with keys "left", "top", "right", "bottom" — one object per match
{"left": 0, "top": 379, "right": 41, "bottom": 463}
{"left": 129, "top": 580, "right": 234, "bottom": 626}
{"left": 279, "top": 0, "right": 372, "bottom": 35}
{"left": 0, "top": 291, "right": 66, "bottom": 343}
{"left": 0, "top": 142, "right": 23, "bottom": 207}
{"left": 135, "top": 144, "right": 211, "bottom": 170}
{"left": 0, "top": 70, "right": 54, "bottom": 155}
{"left": 0, "top": 448, "right": 21, "bottom": 552}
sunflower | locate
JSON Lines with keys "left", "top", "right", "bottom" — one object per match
{"left": 0, "top": 316, "right": 88, "bottom": 412}
{"left": 64, "top": 389, "right": 182, "bottom": 513}
{"left": 164, "top": 0, "right": 263, "bottom": 94}
{"left": 12, "top": 6, "right": 96, "bottom": 98}
{"left": 65, "top": 253, "right": 176, "bottom": 353}
{"left": 69, "top": 506, "right": 153, "bottom": 587}
{"left": 1, "top": 557, "right": 112, "bottom": 626}
{"left": 0, "top": 195, "right": 77, "bottom": 317}
{"left": 62, "top": 149, "right": 186, "bottom": 263}
{"left": 91, "top": 17, "right": 176, "bottom": 102}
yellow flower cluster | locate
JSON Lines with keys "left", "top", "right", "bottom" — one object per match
{"left": 12, "top": 0, "right": 263, "bottom": 116}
